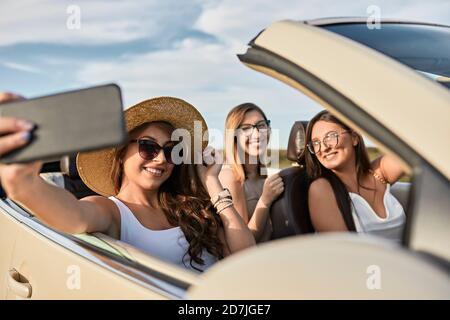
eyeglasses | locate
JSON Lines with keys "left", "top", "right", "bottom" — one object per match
{"left": 130, "top": 138, "right": 179, "bottom": 164}
{"left": 238, "top": 120, "right": 271, "bottom": 136}
{"left": 307, "top": 130, "right": 351, "bottom": 155}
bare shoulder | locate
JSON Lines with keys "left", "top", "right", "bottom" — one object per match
{"left": 309, "top": 177, "right": 334, "bottom": 197}
{"left": 81, "top": 195, "right": 115, "bottom": 208}
{"left": 308, "top": 177, "right": 339, "bottom": 208}
{"left": 308, "top": 178, "right": 347, "bottom": 231}
{"left": 81, "top": 195, "right": 118, "bottom": 216}
{"left": 80, "top": 195, "right": 120, "bottom": 233}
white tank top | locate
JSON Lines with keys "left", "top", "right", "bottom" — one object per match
{"left": 108, "top": 196, "right": 217, "bottom": 272}
{"left": 350, "top": 184, "right": 406, "bottom": 242}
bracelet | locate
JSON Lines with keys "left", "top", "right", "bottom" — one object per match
{"left": 215, "top": 200, "right": 233, "bottom": 212}
{"left": 211, "top": 188, "right": 232, "bottom": 206}
{"left": 215, "top": 198, "right": 233, "bottom": 209}
{"left": 216, "top": 202, "right": 234, "bottom": 215}
{"left": 370, "top": 169, "right": 388, "bottom": 185}
{"left": 214, "top": 198, "right": 233, "bottom": 208}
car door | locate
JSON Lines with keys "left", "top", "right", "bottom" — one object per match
{"left": 237, "top": 19, "right": 450, "bottom": 260}
{"left": 0, "top": 200, "right": 20, "bottom": 299}
{"left": 187, "top": 20, "right": 450, "bottom": 299}
{"left": 1, "top": 199, "right": 196, "bottom": 299}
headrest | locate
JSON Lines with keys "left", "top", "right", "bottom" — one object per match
{"left": 60, "top": 155, "right": 79, "bottom": 179}
{"left": 286, "top": 121, "right": 308, "bottom": 163}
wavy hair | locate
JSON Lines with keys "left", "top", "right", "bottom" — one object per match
{"left": 110, "top": 122, "right": 224, "bottom": 271}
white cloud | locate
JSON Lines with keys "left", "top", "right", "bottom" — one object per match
{"left": 194, "top": 0, "right": 450, "bottom": 43}
{"left": 4, "top": 0, "right": 450, "bottom": 146}
{"left": 4, "top": 0, "right": 448, "bottom": 47}
{"left": 0, "top": 0, "right": 203, "bottom": 46}
{"left": 2, "top": 61, "right": 42, "bottom": 74}
{"left": 74, "top": 34, "right": 319, "bottom": 149}
{"left": 71, "top": 0, "right": 450, "bottom": 146}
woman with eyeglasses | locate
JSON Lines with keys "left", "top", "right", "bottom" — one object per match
{"left": 219, "top": 103, "right": 284, "bottom": 243}
{"left": 304, "top": 110, "right": 406, "bottom": 242}
{"left": 0, "top": 97, "right": 255, "bottom": 272}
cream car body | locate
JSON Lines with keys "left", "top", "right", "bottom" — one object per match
{"left": 1, "top": 18, "right": 449, "bottom": 299}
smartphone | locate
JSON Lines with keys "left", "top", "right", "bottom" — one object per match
{"left": 0, "top": 84, "right": 127, "bottom": 163}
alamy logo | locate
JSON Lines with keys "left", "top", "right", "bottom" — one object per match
{"left": 66, "top": 265, "right": 81, "bottom": 290}
{"left": 66, "top": 5, "right": 81, "bottom": 30}
{"left": 366, "top": 264, "right": 381, "bottom": 290}
{"left": 366, "top": 5, "right": 381, "bottom": 30}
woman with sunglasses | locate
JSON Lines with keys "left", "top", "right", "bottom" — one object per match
{"left": 219, "top": 103, "right": 284, "bottom": 243}
{"left": 0, "top": 97, "right": 255, "bottom": 272}
{"left": 304, "top": 110, "right": 406, "bottom": 242}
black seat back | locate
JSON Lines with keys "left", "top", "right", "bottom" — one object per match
{"left": 60, "top": 155, "right": 97, "bottom": 199}
{"left": 270, "top": 121, "right": 314, "bottom": 239}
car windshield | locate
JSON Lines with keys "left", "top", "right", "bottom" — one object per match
{"left": 321, "top": 23, "right": 450, "bottom": 80}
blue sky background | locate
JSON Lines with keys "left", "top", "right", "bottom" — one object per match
{"left": 1, "top": 0, "right": 449, "bottom": 148}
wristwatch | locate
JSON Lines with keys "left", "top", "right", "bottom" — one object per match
{"left": 211, "top": 188, "right": 232, "bottom": 206}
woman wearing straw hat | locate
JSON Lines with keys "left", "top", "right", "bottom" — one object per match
{"left": 0, "top": 97, "right": 255, "bottom": 272}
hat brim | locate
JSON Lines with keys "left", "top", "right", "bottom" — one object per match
{"left": 77, "top": 97, "right": 208, "bottom": 197}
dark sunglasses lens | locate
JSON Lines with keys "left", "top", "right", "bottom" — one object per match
{"left": 138, "top": 140, "right": 160, "bottom": 160}
{"left": 164, "top": 144, "right": 184, "bottom": 164}
{"left": 163, "top": 146, "right": 174, "bottom": 164}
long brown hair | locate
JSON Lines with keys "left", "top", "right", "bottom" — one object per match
{"left": 224, "top": 103, "right": 269, "bottom": 183}
{"left": 110, "top": 122, "right": 224, "bottom": 271}
{"left": 304, "top": 111, "right": 372, "bottom": 231}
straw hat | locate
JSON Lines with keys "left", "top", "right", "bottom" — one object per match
{"left": 76, "top": 96, "right": 208, "bottom": 197}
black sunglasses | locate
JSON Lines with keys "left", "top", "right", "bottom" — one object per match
{"left": 130, "top": 138, "right": 179, "bottom": 164}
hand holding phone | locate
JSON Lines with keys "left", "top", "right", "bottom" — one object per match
{"left": 0, "top": 84, "right": 127, "bottom": 164}
{"left": 0, "top": 93, "right": 34, "bottom": 157}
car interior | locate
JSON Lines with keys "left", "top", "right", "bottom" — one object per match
{"left": 26, "top": 118, "right": 412, "bottom": 249}
{"left": 1, "top": 19, "right": 448, "bottom": 301}
{"left": 270, "top": 120, "right": 411, "bottom": 239}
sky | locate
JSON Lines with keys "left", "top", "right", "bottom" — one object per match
{"left": 1, "top": 0, "right": 449, "bottom": 148}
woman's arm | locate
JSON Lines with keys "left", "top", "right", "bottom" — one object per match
{"left": 371, "top": 154, "right": 406, "bottom": 185}
{"left": 219, "top": 169, "right": 249, "bottom": 223}
{"left": 204, "top": 176, "right": 256, "bottom": 253}
{"left": 247, "top": 173, "right": 283, "bottom": 241}
{"left": 0, "top": 162, "right": 115, "bottom": 234}
{"left": 217, "top": 209, "right": 234, "bottom": 258}
{"left": 220, "top": 170, "right": 282, "bottom": 242}
{"left": 248, "top": 200, "right": 272, "bottom": 241}
{"left": 197, "top": 148, "right": 256, "bottom": 253}
{"left": 308, "top": 178, "right": 348, "bottom": 232}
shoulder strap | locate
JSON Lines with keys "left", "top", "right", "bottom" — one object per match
{"left": 323, "top": 172, "right": 357, "bottom": 232}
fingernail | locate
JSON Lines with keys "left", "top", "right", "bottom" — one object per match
{"left": 20, "top": 131, "right": 32, "bottom": 142}
{"left": 17, "top": 120, "right": 34, "bottom": 130}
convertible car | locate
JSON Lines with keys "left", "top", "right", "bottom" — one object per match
{"left": 1, "top": 18, "right": 449, "bottom": 299}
